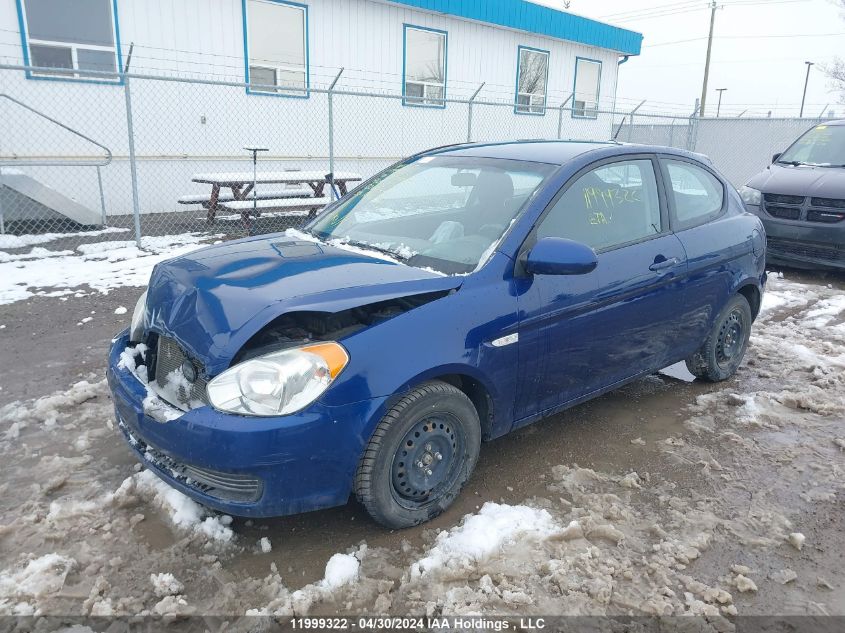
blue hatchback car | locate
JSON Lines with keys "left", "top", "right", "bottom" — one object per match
{"left": 107, "top": 141, "right": 766, "bottom": 528}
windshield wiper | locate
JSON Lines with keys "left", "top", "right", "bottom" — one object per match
{"left": 776, "top": 160, "right": 806, "bottom": 166}
{"left": 342, "top": 239, "right": 409, "bottom": 260}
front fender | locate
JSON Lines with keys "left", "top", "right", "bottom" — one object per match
{"left": 321, "top": 254, "right": 519, "bottom": 439}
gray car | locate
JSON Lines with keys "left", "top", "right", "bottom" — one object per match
{"left": 739, "top": 120, "right": 845, "bottom": 271}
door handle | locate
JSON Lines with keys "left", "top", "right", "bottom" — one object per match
{"left": 649, "top": 257, "right": 680, "bottom": 272}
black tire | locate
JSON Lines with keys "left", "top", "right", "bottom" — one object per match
{"left": 685, "top": 294, "right": 753, "bottom": 382}
{"left": 354, "top": 380, "right": 481, "bottom": 529}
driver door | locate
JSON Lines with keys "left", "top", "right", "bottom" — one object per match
{"left": 514, "top": 156, "right": 686, "bottom": 424}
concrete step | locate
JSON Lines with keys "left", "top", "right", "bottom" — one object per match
{"left": 0, "top": 171, "right": 101, "bottom": 227}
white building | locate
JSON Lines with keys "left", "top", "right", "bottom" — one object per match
{"left": 0, "top": 0, "right": 642, "bottom": 220}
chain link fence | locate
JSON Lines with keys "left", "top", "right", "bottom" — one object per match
{"left": 0, "top": 62, "right": 830, "bottom": 252}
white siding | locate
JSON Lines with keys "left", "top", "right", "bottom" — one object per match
{"left": 0, "top": 0, "right": 623, "bottom": 216}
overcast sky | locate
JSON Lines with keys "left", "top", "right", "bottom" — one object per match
{"left": 534, "top": 0, "right": 845, "bottom": 117}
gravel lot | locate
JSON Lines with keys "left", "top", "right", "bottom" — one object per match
{"left": 1, "top": 233, "right": 843, "bottom": 625}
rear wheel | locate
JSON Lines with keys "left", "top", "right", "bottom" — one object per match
{"left": 685, "top": 294, "right": 752, "bottom": 382}
{"left": 354, "top": 380, "right": 481, "bottom": 529}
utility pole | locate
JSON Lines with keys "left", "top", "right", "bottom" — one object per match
{"left": 699, "top": 0, "right": 718, "bottom": 117}
{"left": 715, "top": 88, "right": 727, "bottom": 117}
{"left": 799, "top": 61, "right": 813, "bottom": 118}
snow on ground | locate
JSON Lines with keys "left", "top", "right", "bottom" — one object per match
{"left": 0, "top": 554, "right": 76, "bottom": 615}
{"left": 0, "top": 227, "right": 128, "bottom": 249}
{"left": 149, "top": 572, "right": 184, "bottom": 598}
{"left": 113, "top": 471, "right": 235, "bottom": 543}
{"left": 0, "top": 378, "right": 104, "bottom": 436}
{"left": 409, "top": 503, "right": 560, "bottom": 580}
{"left": 0, "top": 273, "right": 844, "bottom": 619}
{"left": 0, "top": 232, "right": 222, "bottom": 305}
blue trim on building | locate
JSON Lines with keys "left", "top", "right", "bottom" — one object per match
{"left": 572, "top": 56, "right": 602, "bottom": 119}
{"left": 514, "top": 45, "right": 549, "bottom": 117}
{"left": 242, "top": 0, "right": 310, "bottom": 99}
{"left": 401, "top": 23, "right": 448, "bottom": 109}
{"left": 386, "top": 0, "right": 642, "bottom": 56}
{"left": 15, "top": 0, "right": 124, "bottom": 85}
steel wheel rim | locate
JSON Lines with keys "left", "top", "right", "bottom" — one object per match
{"left": 390, "top": 414, "right": 465, "bottom": 509}
{"left": 716, "top": 308, "right": 745, "bottom": 368}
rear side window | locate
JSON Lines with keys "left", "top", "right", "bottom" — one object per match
{"left": 537, "top": 159, "right": 661, "bottom": 251}
{"left": 664, "top": 160, "right": 724, "bottom": 227}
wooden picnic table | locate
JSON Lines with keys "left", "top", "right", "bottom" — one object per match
{"left": 191, "top": 170, "right": 362, "bottom": 225}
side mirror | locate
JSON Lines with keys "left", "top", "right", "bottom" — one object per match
{"left": 523, "top": 237, "right": 598, "bottom": 276}
{"left": 772, "top": 153, "right": 782, "bottom": 163}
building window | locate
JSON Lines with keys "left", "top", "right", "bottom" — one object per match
{"left": 403, "top": 25, "right": 447, "bottom": 107}
{"left": 244, "top": 0, "right": 308, "bottom": 97}
{"left": 18, "top": 0, "right": 120, "bottom": 81}
{"left": 573, "top": 57, "right": 601, "bottom": 118}
{"left": 515, "top": 46, "right": 549, "bottom": 115}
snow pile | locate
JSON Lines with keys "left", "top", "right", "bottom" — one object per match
{"left": 150, "top": 573, "right": 184, "bottom": 598}
{"left": 46, "top": 499, "right": 102, "bottom": 522}
{"left": 284, "top": 228, "right": 406, "bottom": 266}
{"left": 788, "top": 532, "right": 806, "bottom": 550}
{"left": 246, "top": 548, "right": 367, "bottom": 616}
{"left": 0, "top": 232, "right": 221, "bottom": 305}
{"left": 114, "top": 470, "right": 234, "bottom": 543}
{"left": 0, "top": 247, "right": 73, "bottom": 262}
{"left": 0, "top": 554, "right": 76, "bottom": 615}
{"left": 0, "top": 379, "right": 105, "bottom": 439}
{"left": 390, "top": 465, "right": 744, "bottom": 617}
{"left": 409, "top": 503, "right": 560, "bottom": 580}
{"left": 320, "top": 554, "right": 360, "bottom": 589}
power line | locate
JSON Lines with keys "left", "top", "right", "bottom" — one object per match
{"left": 624, "top": 54, "right": 837, "bottom": 68}
{"left": 599, "top": 1, "right": 703, "bottom": 20}
{"left": 600, "top": 0, "right": 811, "bottom": 24}
{"left": 644, "top": 32, "right": 845, "bottom": 47}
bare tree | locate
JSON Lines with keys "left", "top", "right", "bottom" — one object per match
{"left": 519, "top": 52, "right": 548, "bottom": 96}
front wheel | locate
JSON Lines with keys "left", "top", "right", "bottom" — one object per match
{"left": 354, "top": 380, "right": 481, "bottom": 529}
{"left": 685, "top": 294, "right": 753, "bottom": 382}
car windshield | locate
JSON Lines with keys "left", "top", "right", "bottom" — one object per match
{"left": 778, "top": 124, "right": 845, "bottom": 167}
{"left": 307, "top": 155, "right": 555, "bottom": 274}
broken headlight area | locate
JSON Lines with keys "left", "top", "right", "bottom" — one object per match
{"left": 129, "top": 290, "right": 148, "bottom": 343}
{"left": 118, "top": 334, "right": 207, "bottom": 419}
{"left": 233, "top": 290, "right": 450, "bottom": 364}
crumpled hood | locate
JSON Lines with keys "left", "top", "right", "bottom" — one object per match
{"left": 746, "top": 163, "right": 845, "bottom": 198}
{"left": 146, "top": 235, "right": 461, "bottom": 375}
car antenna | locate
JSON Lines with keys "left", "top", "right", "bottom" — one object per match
{"left": 612, "top": 116, "right": 626, "bottom": 140}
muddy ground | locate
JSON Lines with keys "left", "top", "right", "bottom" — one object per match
{"left": 0, "top": 267, "right": 844, "bottom": 627}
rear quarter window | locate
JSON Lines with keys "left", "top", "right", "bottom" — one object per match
{"left": 664, "top": 160, "right": 724, "bottom": 229}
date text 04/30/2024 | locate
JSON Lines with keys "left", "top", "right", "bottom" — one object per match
{"left": 290, "top": 616, "right": 547, "bottom": 630}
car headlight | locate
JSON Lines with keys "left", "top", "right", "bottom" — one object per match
{"left": 129, "top": 290, "right": 148, "bottom": 343}
{"left": 207, "top": 342, "right": 349, "bottom": 416}
{"left": 738, "top": 185, "right": 762, "bottom": 206}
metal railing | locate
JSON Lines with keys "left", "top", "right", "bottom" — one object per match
{"left": 0, "top": 92, "right": 113, "bottom": 231}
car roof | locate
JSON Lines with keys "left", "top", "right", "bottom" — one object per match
{"left": 427, "top": 139, "right": 704, "bottom": 166}
{"left": 815, "top": 119, "right": 845, "bottom": 126}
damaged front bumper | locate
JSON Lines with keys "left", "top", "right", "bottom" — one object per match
{"left": 106, "top": 330, "right": 388, "bottom": 518}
